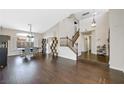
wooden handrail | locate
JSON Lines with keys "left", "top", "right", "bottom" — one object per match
{"left": 60, "top": 36, "right": 78, "bottom": 56}
{"left": 67, "top": 37, "right": 73, "bottom": 42}
{"left": 60, "top": 37, "right": 78, "bottom": 46}
{"left": 60, "top": 37, "right": 73, "bottom": 43}
{"left": 60, "top": 31, "right": 79, "bottom": 61}
{"left": 60, "top": 37, "right": 68, "bottom": 39}
{"left": 72, "top": 31, "right": 79, "bottom": 39}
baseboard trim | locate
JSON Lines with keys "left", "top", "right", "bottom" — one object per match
{"left": 110, "top": 65, "right": 124, "bottom": 72}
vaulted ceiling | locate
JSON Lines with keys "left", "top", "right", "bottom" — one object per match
{"left": 0, "top": 9, "right": 83, "bottom": 33}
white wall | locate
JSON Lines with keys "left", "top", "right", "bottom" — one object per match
{"left": 59, "top": 18, "right": 75, "bottom": 38}
{"left": 58, "top": 47, "right": 76, "bottom": 60}
{"left": 34, "top": 33, "right": 42, "bottom": 47}
{"left": 109, "top": 10, "right": 124, "bottom": 71}
{"left": 80, "top": 17, "right": 93, "bottom": 32}
{"left": 96, "top": 12, "right": 109, "bottom": 55}
{"left": 42, "top": 18, "right": 76, "bottom": 55}
{"left": 42, "top": 18, "right": 78, "bottom": 60}
{"left": 42, "top": 23, "right": 59, "bottom": 38}
{"left": 43, "top": 11, "right": 109, "bottom": 59}
{"left": 0, "top": 27, "right": 42, "bottom": 56}
{"left": 42, "top": 23, "right": 60, "bottom": 54}
{"left": 78, "top": 11, "right": 109, "bottom": 55}
{"left": 79, "top": 17, "right": 97, "bottom": 54}
{"left": 76, "top": 32, "right": 84, "bottom": 55}
{"left": 42, "top": 18, "right": 77, "bottom": 41}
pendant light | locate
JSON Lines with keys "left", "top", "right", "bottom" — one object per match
{"left": 91, "top": 13, "right": 96, "bottom": 27}
{"left": 27, "top": 24, "right": 34, "bottom": 38}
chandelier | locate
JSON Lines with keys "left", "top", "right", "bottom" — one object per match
{"left": 27, "top": 24, "right": 34, "bottom": 38}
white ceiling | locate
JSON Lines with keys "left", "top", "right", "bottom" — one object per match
{"left": 0, "top": 9, "right": 83, "bottom": 33}
{"left": 74, "top": 9, "right": 109, "bottom": 20}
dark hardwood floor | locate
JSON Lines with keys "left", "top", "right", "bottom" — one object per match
{"left": 0, "top": 54, "right": 124, "bottom": 84}
{"left": 78, "top": 52, "right": 109, "bottom": 64}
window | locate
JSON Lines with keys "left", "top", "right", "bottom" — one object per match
{"left": 16, "top": 33, "right": 34, "bottom": 48}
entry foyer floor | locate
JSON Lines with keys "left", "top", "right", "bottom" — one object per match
{"left": 0, "top": 54, "right": 124, "bottom": 84}
{"left": 78, "top": 52, "right": 109, "bottom": 64}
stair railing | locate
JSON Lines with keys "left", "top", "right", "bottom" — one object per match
{"left": 72, "top": 31, "right": 80, "bottom": 46}
{"left": 60, "top": 36, "right": 78, "bottom": 60}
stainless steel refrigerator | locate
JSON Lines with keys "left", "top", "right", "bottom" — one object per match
{"left": 0, "top": 35, "right": 10, "bottom": 69}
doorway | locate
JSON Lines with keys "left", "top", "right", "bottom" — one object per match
{"left": 79, "top": 30, "right": 109, "bottom": 64}
{"left": 84, "top": 35, "right": 92, "bottom": 54}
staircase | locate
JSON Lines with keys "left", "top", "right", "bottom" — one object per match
{"left": 72, "top": 31, "right": 79, "bottom": 46}
{"left": 60, "top": 31, "right": 80, "bottom": 60}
